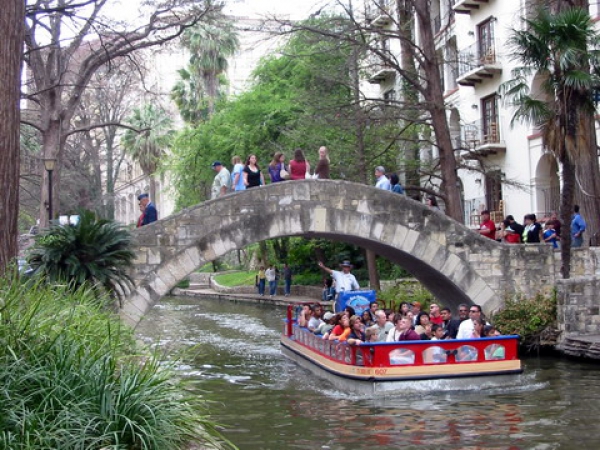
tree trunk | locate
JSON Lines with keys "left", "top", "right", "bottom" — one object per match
{"left": 366, "top": 248, "right": 380, "bottom": 291}
{"left": 0, "top": 0, "right": 25, "bottom": 273}
{"left": 413, "top": 0, "right": 462, "bottom": 222}
{"left": 397, "top": 0, "right": 421, "bottom": 200}
{"left": 559, "top": 155, "right": 575, "bottom": 279}
{"left": 573, "top": 112, "right": 600, "bottom": 246}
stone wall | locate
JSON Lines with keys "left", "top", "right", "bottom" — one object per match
{"left": 556, "top": 276, "right": 600, "bottom": 336}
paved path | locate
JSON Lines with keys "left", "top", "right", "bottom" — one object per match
{"left": 172, "top": 287, "right": 334, "bottom": 309}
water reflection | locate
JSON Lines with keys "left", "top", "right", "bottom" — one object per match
{"left": 136, "top": 296, "right": 600, "bottom": 450}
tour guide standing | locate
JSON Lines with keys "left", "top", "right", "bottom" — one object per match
{"left": 571, "top": 205, "right": 587, "bottom": 248}
{"left": 318, "top": 260, "right": 360, "bottom": 307}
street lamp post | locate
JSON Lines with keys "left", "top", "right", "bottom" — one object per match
{"left": 43, "top": 158, "right": 56, "bottom": 223}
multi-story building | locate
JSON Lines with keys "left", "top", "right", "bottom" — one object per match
{"left": 363, "top": 0, "right": 600, "bottom": 226}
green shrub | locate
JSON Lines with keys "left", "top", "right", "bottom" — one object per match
{"left": 492, "top": 291, "right": 557, "bottom": 349}
{"left": 0, "top": 276, "right": 231, "bottom": 449}
{"left": 26, "top": 210, "right": 135, "bottom": 306}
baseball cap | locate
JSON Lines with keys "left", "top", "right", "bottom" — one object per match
{"left": 211, "top": 161, "right": 222, "bottom": 168}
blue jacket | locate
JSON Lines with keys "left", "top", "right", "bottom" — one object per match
{"left": 571, "top": 213, "right": 586, "bottom": 237}
{"left": 142, "top": 202, "right": 158, "bottom": 225}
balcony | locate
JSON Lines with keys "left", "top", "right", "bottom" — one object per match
{"left": 456, "top": 42, "right": 502, "bottom": 86}
{"left": 367, "top": 0, "right": 393, "bottom": 27}
{"left": 453, "top": 0, "right": 491, "bottom": 15}
{"left": 368, "top": 61, "right": 396, "bottom": 84}
{"left": 460, "top": 119, "right": 506, "bottom": 157}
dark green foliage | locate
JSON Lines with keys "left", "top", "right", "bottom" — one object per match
{"left": 493, "top": 291, "right": 557, "bottom": 349}
{"left": 0, "top": 278, "right": 230, "bottom": 449}
{"left": 27, "top": 210, "right": 135, "bottom": 304}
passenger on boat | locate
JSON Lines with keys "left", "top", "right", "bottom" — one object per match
{"left": 471, "top": 318, "right": 487, "bottom": 338}
{"left": 374, "top": 310, "right": 394, "bottom": 341}
{"left": 369, "top": 301, "right": 379, "bottom": 321}
{"left": 414, "top": 312, "right": 430, "bottom": 335}
{"left": 385, "top": 309, "right": 396, "bottom": 324}
{"left": 327, "top": 315, "right": 351, "bottom": 341}
{"left": 483, "top": 324, "right": 500, "bottom": 337}
{"left": 398, "top": 301, "right": 410, "bottom": 316}
{"left": 322, "top": 311, "right": 342, "bottom": 340}
{"left": 410, "top": 302, "right": 422, "bottom": 325}
{"left": 361, "top": 310, "right": 374, "bottom": 327}
{"left": 344, "top": 305, "right": 356, "bottom": 318}
{"left": 429, "top": 303, "right": 444, "bottom": 325}
{"left": 298, "top": 305, "right": 311, "bottom": 328}
{"left": 419, "top": 323, "right": 433, "bottom": 340}
{"left": 404, "top": 310, "right": 414, "bottom": 326}
{"left": 365, "top": 325, "right": 380, "bottom": 342}
{"left": 387, "top": 317, "right": 421, "bottom": 342}
{"left": 457, "top": 303, "right": 470, "bottom": 322}
{"left": 457, "top": 305, "right": 484, "bottom": 339}
{"left": 440, "top": 307, "right": 461, "bottom": 339}
{"left": 307, "top": 304, "right": 324, "bottom": 332}
{"left": 347, "top": 315, "right": 366, "bottom": 345}
{"left": 430, "top": 324, "right": 446, "bottom": 340}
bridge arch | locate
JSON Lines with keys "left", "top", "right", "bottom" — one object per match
{"left": 123, "top": 180, "right": 555, "bottom": 327}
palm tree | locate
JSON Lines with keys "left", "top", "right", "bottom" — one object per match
{"left": 171, "top": 68, "right": 210, "bottom": 124}
{"left": 180, "top": 17, "right": 239, "bottom": 114}
{"left": 27, "top": 210, "right": 135, "bottom": 305}
{"left": 121, "top": 104, "right": 173, "bottom": 201}
{"left": 502, "top": 6, "right": 600, "bottom": 278}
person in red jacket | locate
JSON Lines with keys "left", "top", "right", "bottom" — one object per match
{"left": 478, "top": 210, "right": 496, "bottom": 240}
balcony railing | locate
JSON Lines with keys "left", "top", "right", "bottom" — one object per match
{"left": 456, "top": 41, "right": 502, "bottom": 86}
{"left": 461, "top": 119, "right": 506, "bottom": 156}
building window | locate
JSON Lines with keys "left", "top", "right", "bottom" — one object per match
{"left": 383, "top": 89, "right": 396, "bottom": 106}
{"left": 478, "top": 18, "right": 495, "bottom": 64}
{"left": 481, "top": 94, "right": 500, "bottom": 143}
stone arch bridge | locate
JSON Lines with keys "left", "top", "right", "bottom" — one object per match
{"left": 123, "top": 180, "right": 565, "bottom": 327}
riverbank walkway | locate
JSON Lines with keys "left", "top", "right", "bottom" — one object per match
{"left": 171, "top": 272, "right": 333, "bottom": 309}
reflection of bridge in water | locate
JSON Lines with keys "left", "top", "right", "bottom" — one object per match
{"left": 123, "top": 180, "right": 588, "bottom": 330}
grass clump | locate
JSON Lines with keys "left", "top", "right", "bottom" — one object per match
{"left": 0, "top": 275, "right": 231, "bottom": 449}
{"left": 213, "top": 271, "right": 256, "bottom": 287}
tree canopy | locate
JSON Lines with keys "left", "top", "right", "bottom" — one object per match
{"left": 170, "top": 17, "right": 402, "bottom": 209}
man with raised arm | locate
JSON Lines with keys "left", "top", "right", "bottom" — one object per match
{"left": 317, "top": 260, "right": 360, "bottom": 297}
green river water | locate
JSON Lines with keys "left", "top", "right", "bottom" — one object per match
{"left": 135, "top": 295, "right": 600, "bottom": 450}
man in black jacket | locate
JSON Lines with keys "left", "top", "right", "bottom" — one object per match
{"left": 441, "top": 307, "right": 462, "bottom": 339}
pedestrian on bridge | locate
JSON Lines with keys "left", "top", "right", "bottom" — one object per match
{"left": 137, "top": 193, "right": 158, "bottom": 227}
{"left": 211, "top": 161, "right": 231, "bottom": 199}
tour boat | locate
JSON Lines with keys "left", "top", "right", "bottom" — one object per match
{"left": 280, "top": 304, "right": 523, "bottom": 395}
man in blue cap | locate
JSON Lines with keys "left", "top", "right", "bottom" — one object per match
{"left": 137, "top": 193, "right": 158, "bottom": 227}
{"left": 211, "top": 161, "right": 231, "bottom": 199}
